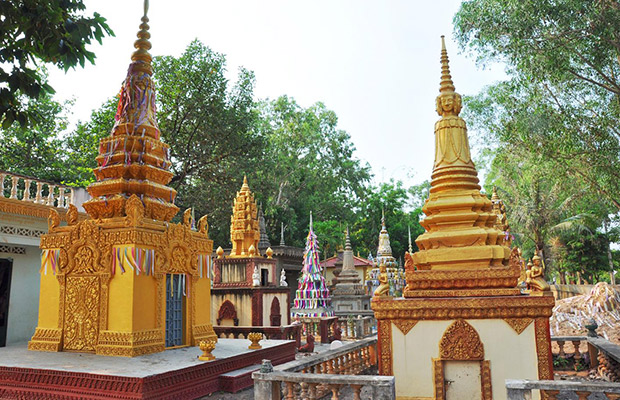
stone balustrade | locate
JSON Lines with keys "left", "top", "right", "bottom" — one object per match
{"left": 334, "top": 312, "right": 377, "bottom": 340}
{"left": 294, "top": 316, "right": 339, "bottom": 344}
{"left": 0, "top": 171, "right": 75, "bottom": 208}
{"left": 214, "top": 324, "right": 302, "bottom": 349}
{"left": 506, "top": 379, "right": 620, "bottom": 399}
{"left": 254, "top": 337, "right": 387, "bottom": 399}
{"left": 552, "top": 335, "right": 620, "bottom": 380}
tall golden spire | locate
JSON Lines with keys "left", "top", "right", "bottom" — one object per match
{"left": 83, "top": 0, "right": 179, "bottom": 222}
{"left": 406, "top": 37, "right": 516, "bottom": 297}
{"left": 228, "top": 176, "right": 260, "bottom": 257}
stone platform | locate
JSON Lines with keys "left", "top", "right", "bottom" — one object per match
{"left": 0, "top": 339, "right": 296, "bottom": 399}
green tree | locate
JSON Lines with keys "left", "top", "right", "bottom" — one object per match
{"left": 454, "top": 0, "right": 620, "bottom": 211}
{"left": 0, "top": 1, "right": 113, "bottom": 127}
{"left": 0, "top": 94, "right": 71, "bottom": 181}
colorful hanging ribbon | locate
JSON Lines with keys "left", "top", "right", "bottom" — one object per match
{"left": 40, "top": 249, "right": 60, "bottom": 275}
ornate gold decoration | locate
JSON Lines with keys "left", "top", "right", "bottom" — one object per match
{"left": 491, "top": 186, "right": 512, "bottom": 247}
{"left": 378, "top": 318, "right": 392, "bottom": 376}
{"left": 248, "top": 332, "right": 263, "bottom": 350}
{"left": 439, "top": 319, "right": 484, "bottom": 360}
{"left": 393, "top": 319, "right": 418, "bottom": 336}
{"left": 266, "top": 247, "right": 273, "bottom": 259}
{"left": 27, "top": 328, "right": 62, "bottom": 352}
{"left": 504, "top": 318, "right": 534, "bottom": 334}
{"left": 63, "top": 276, "right": 100, "bottom": 352}
{"left": 82, "top": 2, "right": 178, "bottom": 222}
{"left": 535, "top": 317, "right": 554, "bottom": 380}
{"left": 0, "top": 197, "right": 86, "bottom": 222}
{"left": 183, "top": 208, "right": 192, "bottom": 228}
{"left": 66, "top": 204, "right": 78, "bottom": 225}
{"left": 216, "top": 246, "right": 224, "bottom": 259}
{"left": 526, "top": 254, "right": 551, "bottom": 293}
{"left": 125, "top": 194, "right": 145, "bottom": 226}
{"left": 432, "top": 359, "right": 445, "bottom": 400}
{"left": 96, "top": 329, "right": 164, "bottom": 357}
{"left": 408, "top": 36, "right": 511, "bottom": 294}
{"left": 198, "top": 340, "right": 216, "bottom": 361}
{"left": 228, "top": 176, "right": 260, "bottom": 257}
{"left": 372, "top": 295, "right": 554, "bottom": 320}
{"left": 481, "top": 360, "right": 492, "bottom": 400}
{"left": 192, "top": 324, "right": 218, "bottom": 345}
{"left": 198, "top": 215, "right": 209, "bottom": 235}
{"left": 48, "top": 208, "right": 60, "bottom": 232}
{"left": 373, "top": 260, "right": 390, "bottom": 297}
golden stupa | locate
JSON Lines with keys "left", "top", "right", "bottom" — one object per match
{"left": 28, "top": 1, "right": 217, "bottom": 356}
{"left": 82, "top": 2, "right": 178, "bottom": 222}
{"left": 228, "top": 176, "right": 260, "bottom": 258}
{"left": 371, "top": 37, "right": 554, "bottom": 399}
{"left": 406, "top": 36, "right": 518, "bottom": 297}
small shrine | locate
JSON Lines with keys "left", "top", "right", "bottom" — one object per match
{"left": 211, "top": 177, "right": 290, "bottom": 327}
{"left": 372, "top": 37, "right": 555, "bottom": 399}
{"left": 366, "top": 212, "right": 405, "bottom": 297}
{"left": 331, "top": 228, "right": 371, "bottom": 312}
{"left": 28, "top": 3, "right": 217, "bottom": 356}
{"left": 291, "top": 213, "right": 334, "bottom": 319}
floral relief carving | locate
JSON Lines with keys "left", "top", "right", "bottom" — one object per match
{"left": 504, "top": 318, "right": 533, "bottom": 334}
{"left": 439, "top": 319, "right": 484, "bottom": 361}
{"left": 393, "top": 319, "right": 418, "bottom": 336}
{"left": 63, "top": 276, "right": 100, "bottom": 352}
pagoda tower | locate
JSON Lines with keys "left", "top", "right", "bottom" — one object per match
{"left": 332, "top": 227, "right": 370, "bottom": 311}
{"left": 366, "top": 212, "right": 402, "bottom": 296}
{"left": 291, "top": 213, "right": 334, "bottom": 319}
{"left": 372, "top": 37, "right": 554, "bottom": 399}
{"left": 28, "top": 2, "right": 217, "bottom": 356}
{"left": 212, "top": 177, "right": 288, "bottom": 327}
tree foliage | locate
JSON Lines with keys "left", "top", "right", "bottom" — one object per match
{"left": 0, "top": 0, "right": 113, "bottom": 128}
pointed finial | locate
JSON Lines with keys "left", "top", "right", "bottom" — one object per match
{"left": 436, "top": 36, "right": 462, "bottom": 118}
{"left": 408, "top": 225, "right": 413, "bottom": 253}
{"left": 381, "top": 208, "right": 386, "bottom": 231}
{"left": 131, "top": 0, "right": 153, "bottom": 73}
{"left": 309, "top": 211, "right": 313, "bottom": 231}
{"left": 280, "top": 222, "right": 285, "bottom": 246}
{"left": 439, "top": 36, "right": 455, "bottom": 94}
{"left": 491, "top": 186, "right": 500, "bottom": 202}
{"left": 345, "top": 226, "right": 352, "bottom": 251}
{"left": 244, "top": 175, "right": 248, "bottom": 185}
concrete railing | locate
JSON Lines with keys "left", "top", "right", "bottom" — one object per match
{"left": 253, "top": 336, "right": 392, "bottom": 399}
{"left": 295, "top": 316, "right": 339, "bottom": 344}
{"left": 334, "top": 313, "right": 377, "bottom": 340}
{"left": 552, "top": 335, "right": 620, "bottom": 380}
{"left": 0, "top": 171, "right": 75, "bottom": 208}
{"left": 506, "top": 379, "right": 620, "bottom": 399}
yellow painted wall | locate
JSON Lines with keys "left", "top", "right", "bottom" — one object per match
{"left": 107, "top": 268, "right": 135, "bottom": 332}
{"left": 36, "top": 271, "right": 60, "bottom": 328}
{"left": 194, "top": 277, "right": 212, "bottom": 326}
{"left": 392, "top": 319, "right": 541, "bottom": 400}
{"left": 132, "top": 273, "right": 157, "bottom": 331}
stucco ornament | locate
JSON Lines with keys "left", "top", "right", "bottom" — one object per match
{"left": 252, "top": 265, "right": 260, "bottom": 287}
{"left": 279, "top": 269, "right": 288, "bottom": 287}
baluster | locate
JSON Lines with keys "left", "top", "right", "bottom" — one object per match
{"left": 557, "top": 341, "right": 565, "bottom": 358}
{"left": 327, "top": 359, "right": 334, "bottom": 374}
{"left": 572, "top": 340, "right": 582, "bottom": 360}
{"left": 329, "top": 384, "right": 341, "bottom": 400}
{"left": 308, "top": 383, "right": 318, "bottom": 400}
{"left": 284, "top": 381, "right": 295, "bottom": 400}
{"left": 69, "top": 188, "right": 75, "bottom": 207}
{"left": 23, "top": 179, "right": 31, "bottom": 201}
{"left": 542, "top": 390, "right": 560, "bottom": 400}
{"left": 299, "top": 382, "right": 308, "bottom": 399}
{"left": 10, "top": 176, "right": 18, "bottom": 199}
{"left": 0, "top": 173, "right": 5, "bottom": 197}
{"left": 605, "top": 394, "right": 620, "bottom": 400}
{"left": 35, "top": 181, "right": 43, "bottom": 203}
{"left": 351, "top": 385, "right": 362, "bottom": 400}
{"left": 47, "top": 185, "right": 55, "bottom": 206}
{"left": 58, "top": 188, "right": 65, "bottom": 207}
{"left": 575, "top": 391, "right": 591, "bottom": 400}
{"left": 362, "top": 347, "right": 370, "bottom": 369}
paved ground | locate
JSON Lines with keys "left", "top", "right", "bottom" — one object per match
{"left": 0, "top": 339, "right": 290, "bottom": 377}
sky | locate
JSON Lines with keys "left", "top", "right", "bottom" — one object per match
{"left": 48, "top": 0, "right": 507, "bottom": 188}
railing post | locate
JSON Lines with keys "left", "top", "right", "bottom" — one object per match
{"left": 254, "top": 360, "right": 281, "bottom": 400}
{"left": 0, "top": 173, "right": 5, "bottom": 197}
{"left": 47, "top": 185, "right": 56, "bottom": 206}
{"left": 23, "top": 179, "right": 31, "bottom": 201}
{"left": 10, "top": 176, "right": 18, "bottom": 199}
{"left": 35, "top": 181, "right": 43, "bottom": 203}
{"left": 69, "top": 188, "right": 75, "bottom": 206}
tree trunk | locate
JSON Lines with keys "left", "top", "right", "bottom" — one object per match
{"left": 608, "top": 244, "right": 616, "bottom": 285}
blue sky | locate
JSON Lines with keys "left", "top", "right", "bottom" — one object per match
{"left": 48, "top": 0, "right": 507, "bottom": 188}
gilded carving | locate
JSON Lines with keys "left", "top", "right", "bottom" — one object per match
{"left": 432, "top": 359, "right": 444, "bottom": 400}
{"left": 504, "top": 318, "right": 533, "bottom": 335}
{"left": 48, "top": 208, "right": 60, "bottom": 232}
{"left": 378, "top": 319, "right": 393, "bottom": 376}
{"left": 96, "top": 329, "right": 164, "bottom": 357}
{"left": 28, "top": 328, "right": 62, "bottom": 352}
{"left": 439, "top": 319, "right": 484, "bottom": 360}
{"left": 481, "top": 360, "right": 492, "bottom": 400}
{"left": 66, "top": 204, "right": 78, "bottom": 225}
{"left": 198, "top": 215, "right": 209, "bottom": 235}
{"left": 393, "top": 319, "right": 418, "bottom": 336}
{"left": 535, "top": 317, "right": 554, "bottom": 380}
{"left": 183, "top": 208, "right": 192, "bottom": 228}
{"left": 63, "top": 276, "right": 100, "bottom": 352}
{"left": 125, "top": 194, "right": 144, "bottom": 226}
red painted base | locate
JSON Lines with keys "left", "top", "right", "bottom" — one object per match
{"left": 0, "top": 341, "right": 296, "bottom": 399}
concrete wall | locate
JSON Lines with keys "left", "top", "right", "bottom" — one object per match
{"left": 1, "top": 245, "right": 41, "bottom": 344}
{"left": 392, "top": 319, "right": 540, "bottom": 400}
